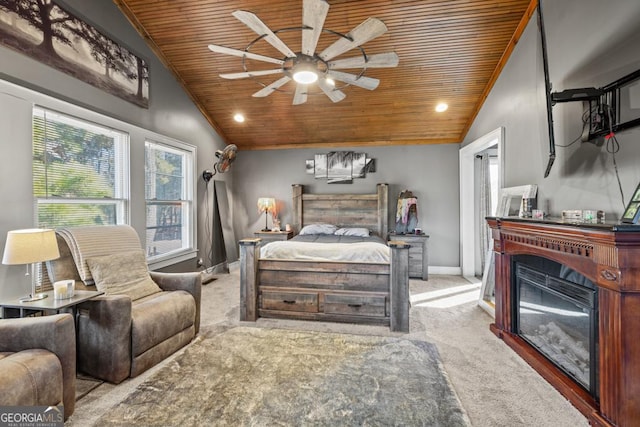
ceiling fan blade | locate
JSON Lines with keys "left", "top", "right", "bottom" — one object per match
{"left": 220, "top": 69, "right": 283, "bottom": 80}
{"left": 327, "top": 71, "right": 379, "bottom": 90}
{"left": 317, "top": 78, "right": 346, "bottom": 103}
{"left": 319, "top": 17, "right": 388, "bottom": 61}
{"left": 293, "top": 84, "right": 308, "bottom": 105}
{"left": 233, "top": 10, "right": 297, "bottom": 58}
{"left": 208, "top": 44, "right": 284, "bottom": 65}
{"left": 302, "top": 0, "right": 329, "bottom": 56}
{"left": 253, "top": 76, "right": 292, "bottom": 97}
{"left": 329, "top": 52, "right": 399, "bottom": 70}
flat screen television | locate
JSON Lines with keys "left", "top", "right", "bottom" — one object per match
{"left": 537, "top": 1, "right": 556, "bottom": 178}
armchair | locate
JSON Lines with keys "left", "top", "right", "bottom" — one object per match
{"left": 0, "top": 314, "right": 76, "bottom": 420}
{"left": 46, "top": 225, "right": 202, "bottom": 384}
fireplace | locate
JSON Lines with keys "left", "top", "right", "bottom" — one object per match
{"left": 513, "top": 256, "right": 598, "bottom": 398}
{"left": 487, "top": 217, "right": 640, "bottom": 427}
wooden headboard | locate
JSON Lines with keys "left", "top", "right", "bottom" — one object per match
{"left": 292, "top": 183, "right": 389, "bottom": 238}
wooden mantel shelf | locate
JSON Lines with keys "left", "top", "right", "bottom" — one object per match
{"left": 487, "top": 217, "right": 640, "bottom": 427}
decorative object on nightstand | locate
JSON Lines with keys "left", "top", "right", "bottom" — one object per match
{"left": 2, "top": 228, "right": 60, "bottom": 302}
{"left": 395, "top": 190, "right": 418, "bottom": 234}
{"left": 257, "top": 197, "right": 276, "bottom": 231}
{"left": 388, "top": 231, "right": 429, "bottom": 280}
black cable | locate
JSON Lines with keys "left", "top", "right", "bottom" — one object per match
{"left": 605, "top": 105, "right": 625, "bottom": 209}
{"left": 555, "top": 134, "right": 582, "bottom": 148}
{"left": 555, "top": 104, "right": 594, "bottom": 148}
{"left": 555, "top": 103, "right": 626, "bottom": 210}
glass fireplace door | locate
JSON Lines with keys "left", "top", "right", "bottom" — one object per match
{"left": 515, "top": 262, "right": 597, "bottom": 396}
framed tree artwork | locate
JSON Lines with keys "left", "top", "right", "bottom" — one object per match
{"left": 0, "top": 1, "right": 149, "bottom": 108}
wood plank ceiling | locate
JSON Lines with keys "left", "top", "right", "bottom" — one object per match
{"left": 114, "top": 0, "right": 536, "bottom": 150}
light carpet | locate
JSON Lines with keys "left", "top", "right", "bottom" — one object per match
{"left": 68, "top": 270, "right": 589, "bottom": 426}
{"left": 95, "top": 325, "right": 470, "bottom": 426}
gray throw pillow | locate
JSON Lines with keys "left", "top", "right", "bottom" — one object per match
{"left": 86, "top": 250, "right": 161, "bottom": 301}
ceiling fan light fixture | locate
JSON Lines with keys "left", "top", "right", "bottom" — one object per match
{"left": 207, "top": 1, "right": 399, "bottom": 103}
{"left": 293, "top": 69, "right": 318, "bottom": 84}
{"left": 291, "top": 56, "right": 319, "bottom": 84}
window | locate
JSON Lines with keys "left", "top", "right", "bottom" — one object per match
{"left": 145, "top": 140, "right": 195, "bottom": 262}
{"left": 33, "top": 107, "right": 129, "bottom": 228}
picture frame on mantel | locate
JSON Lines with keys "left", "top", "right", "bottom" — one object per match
{"left": 621, "top": 181, "right": 640, "bottom": 224}
{"left": 479, "top": 184, "right": 538, "bottom": 317}
{"left": 496, "top": 185, "right": 538, "bottom": 218}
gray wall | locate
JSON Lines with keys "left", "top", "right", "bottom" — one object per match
{"left": 231, "top": 144, "right": 461, "bottom": 268}
{"left": 0, "top": 0, "right": 227, "bottom": 298}
{"left": 464, "top": 0, "right": 640, "bottom": 219}
{"left": 4, "top": 0, "right": 638, "bottom": 298}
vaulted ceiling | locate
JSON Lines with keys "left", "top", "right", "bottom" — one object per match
{"left": 114, "top": 0, "right": 536, "bottom": 150}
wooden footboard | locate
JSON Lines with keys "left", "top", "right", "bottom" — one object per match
{"left": 239, "top": 239, "right": 410, "bottom": 332}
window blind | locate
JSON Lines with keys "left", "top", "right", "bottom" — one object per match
{"left": 32, "top": 107, "right": 129, "bottom": 228}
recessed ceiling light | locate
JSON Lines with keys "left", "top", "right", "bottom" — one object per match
{"left": 435, "top": 103, "right": 448, "bottom": 113}
{"left": 233, "top": 113, "right": 245, "bottom": 123}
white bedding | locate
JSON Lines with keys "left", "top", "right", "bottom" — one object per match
{"left": 259, "top": 240, "right": 391, "bottom": 263}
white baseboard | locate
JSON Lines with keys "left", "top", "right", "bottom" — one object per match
{"left": 428, "top": 266, "right": 462, "bottom": 275}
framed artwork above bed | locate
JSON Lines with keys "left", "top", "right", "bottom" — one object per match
{"left": 307, "top": 151, "right": 375, "bottom": 183}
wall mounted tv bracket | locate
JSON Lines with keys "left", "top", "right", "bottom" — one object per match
{"left": 551, "top": 68, "right": 640, "bottom": 142}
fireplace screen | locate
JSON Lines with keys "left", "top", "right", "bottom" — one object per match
{"left": 514, "top": 260, "right": 597, "bottom": 396}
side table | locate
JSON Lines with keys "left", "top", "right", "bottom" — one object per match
{"left": 388, "top": 232, "right": 429, "bottom": 280}
{"left": 0, "top": 289, "right": 104, "bottom": 320}
{"left": 254, "top": 230, "right": 294, "bottom": 244}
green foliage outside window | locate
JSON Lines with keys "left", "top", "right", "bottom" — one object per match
{"left": 33, "top": 108, "right": 127, "bottom": 228}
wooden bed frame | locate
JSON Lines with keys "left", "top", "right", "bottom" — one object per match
{"left": 239, "top": 183, "right": 410, "bottom": 332}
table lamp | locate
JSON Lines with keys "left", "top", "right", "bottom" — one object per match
{"left": 257, "top": 197, "right": 276, "bottom": 232}
{"left": 2, "top": 228, "right": 60, "bottom": 302}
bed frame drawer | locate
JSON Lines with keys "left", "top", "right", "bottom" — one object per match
{"left": 261, "top": 290, "right": 318, "bottom": 313}
{"left": 324, "top": 293, "right": 387, "bottom": 317}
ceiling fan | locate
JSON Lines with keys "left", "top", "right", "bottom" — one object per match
{"left": 207, "top": 0, "right": 399, "bottom": 105}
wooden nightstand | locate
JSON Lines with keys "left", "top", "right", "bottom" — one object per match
{"left": 388, "top": 232, "right": 429, "bottom": 280}
{"left": 254, "top": 230, "right": 294, "bottom": 244}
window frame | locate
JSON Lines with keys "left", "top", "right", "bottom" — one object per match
{"left": 1, "top": 76, "right": 200, "bottom": 270}
{"left": 32, "top": 106, "right": 131, "bottom": 228}
{"left": 144, "top": 137, "right": 197, "bottom": 270}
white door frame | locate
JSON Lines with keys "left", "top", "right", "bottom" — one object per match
{"left": 459, "top": 127, "right": 504, "bottom": 279}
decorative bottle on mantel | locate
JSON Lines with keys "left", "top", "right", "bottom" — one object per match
{"left": 395, "top": 190, "right": 418, "bottom": 234}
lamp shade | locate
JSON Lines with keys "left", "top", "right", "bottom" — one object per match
{"left": 2, "top": 228, "right": 60, "bottom": 265}
{"left": 257, "top": 197, "right": 276, "bottom": 213}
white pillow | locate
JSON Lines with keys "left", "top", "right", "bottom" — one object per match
{"left": 335, "top": 227, "right": 370, "bottom": 237}
{"left": 299, "top": 223, "right": 338, "bottom": 235}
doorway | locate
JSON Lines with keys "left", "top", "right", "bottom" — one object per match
{"left": 459, "top": 127, "right": 504, "bottom": 314}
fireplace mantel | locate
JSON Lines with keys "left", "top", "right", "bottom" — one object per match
{"left": 487, "top": 217, "right": 640, "bottom": 427}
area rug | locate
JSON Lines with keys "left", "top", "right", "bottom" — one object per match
{"left": 96, "top": 326, "right": 470, "bottom": 426}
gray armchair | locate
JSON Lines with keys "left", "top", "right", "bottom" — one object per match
{"left": 0, "top": 314, "right": 76, "bottom": 420}
{"left": 46, "top": 225, "right": 202, "bottom": 384}
{"left": 75, "top": 271, "right": 201, "bottom": 383}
